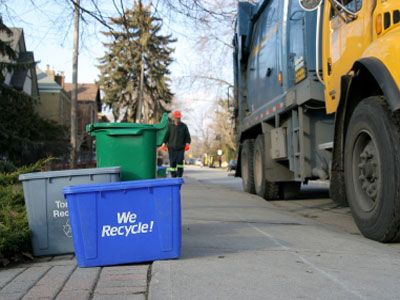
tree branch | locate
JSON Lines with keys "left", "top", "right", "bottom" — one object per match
{"left": 65, "top": 0, "right": 114, "bottom": 32}
{"left": 178, "top": 75, "right": 233, "bottom": 88}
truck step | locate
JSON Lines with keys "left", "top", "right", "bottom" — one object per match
{"left": 318, "top": 142, "right": 333, "bottom": 151}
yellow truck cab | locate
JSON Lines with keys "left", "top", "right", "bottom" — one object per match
{"left": 323, "top": 0, "right": 400, "bottom": 114}
{"left": 233, "top": 0, "right": 400, "bottom": 242}
{"left": 321, "top": 0, "right": 400, "bottom": 242}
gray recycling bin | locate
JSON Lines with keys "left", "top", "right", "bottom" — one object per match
{"left": 19, "top": 167, "right": 121, "bottom": 256}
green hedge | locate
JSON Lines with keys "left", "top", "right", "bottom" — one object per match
{"left": 0, "top": 159, "right": 52, "bottom": 266}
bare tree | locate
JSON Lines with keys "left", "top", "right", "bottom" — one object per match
{"left": 3, "top": 0, "right": 242, "bottom": 151}
{"left": 210, "top": 99, "right": 237, "bottom": 159}
{"left": 1, "top": 0, "right": 131, "bottom": 166}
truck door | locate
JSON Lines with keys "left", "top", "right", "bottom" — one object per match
{"left": 322, "top": 0, "right": 374, "bottom": 113}
{"left": 257, "top": 0, "right": 283, "bottom": 109}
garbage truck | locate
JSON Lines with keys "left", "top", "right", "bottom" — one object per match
{"left": 233, "top": 0, "right": 400, "bottom": 242}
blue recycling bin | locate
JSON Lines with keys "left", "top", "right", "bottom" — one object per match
{"left": 63, "top": 178, "right": 183, "bottom": 267}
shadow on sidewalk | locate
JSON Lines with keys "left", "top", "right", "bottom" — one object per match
{"left": 179, "top": 218, "right": 303, "bottom": 259}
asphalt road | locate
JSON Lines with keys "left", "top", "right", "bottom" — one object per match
{"left": 149, "top": 166, "right": 400, "bottom": 300}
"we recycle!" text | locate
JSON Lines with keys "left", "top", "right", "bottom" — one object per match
{"left": 101, "top": 211, "right": 155, "bottom": 238}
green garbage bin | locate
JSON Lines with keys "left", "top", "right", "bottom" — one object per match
{"left": 87, "top": 114, "right": 168, "bottom": 181}
{"left": 157, "top": 166, "right": 167, "bottom": 178}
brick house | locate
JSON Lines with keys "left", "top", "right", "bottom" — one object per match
{"left": 64, "top": 83, "right": 100, "bottom": 135}
{"left": 64, "top": 83, "right": 101, "bottom": 162}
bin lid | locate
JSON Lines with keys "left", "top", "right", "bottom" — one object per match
{"left": 63, "top": 178, "right": 183, "bottom": 195}
{"left": 19, "top": 166, "right": 121, "bottom": 181}
{"left": 86, "top": 113, "right": 168, "bottom": 133}
{"left": 86, "top": 122, "right": 154, "bottom": 131}
{"left": 86, "top": 113, "right": 169, "bottom": 146}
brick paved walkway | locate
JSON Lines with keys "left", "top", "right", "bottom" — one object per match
{"left": 0, "top": 255, "right": 150, "bottom": 300}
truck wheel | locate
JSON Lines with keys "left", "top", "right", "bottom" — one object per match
{"left": 253, "top": 135, "right": 279, "bottom": 200}
{"left": 241, "top": 139, "right": 256, "bottom": 194}
{"left": 344, "top": 97, "right": 400, "bottom": 242}
{"left": 330, "top": 170, "right": 348, "bottom": 207}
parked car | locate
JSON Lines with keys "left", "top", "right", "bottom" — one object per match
{"left": 227, "top": 160, "right": 237, "bottom": 172}
{"left": 185, "top": 158, "right": 196, "bottom": 165}
{"left": 195, "top": 159, "right": 203, "bottom": 167}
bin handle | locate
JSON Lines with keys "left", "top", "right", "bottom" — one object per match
{"left": 153, "top": 113, "right": 169, "bottom": 130}
{"left": 107, "top": 129, "right": 144, "bottom": 136}
{"left": 155, "top": 113, "right": 169, "bottom": 146}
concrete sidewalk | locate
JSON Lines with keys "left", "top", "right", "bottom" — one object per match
{"left": 149, "top": 176, "right": 400, "bottom": 300}
{"left": 1, "top": 174, "right": 400, "bottom": 299}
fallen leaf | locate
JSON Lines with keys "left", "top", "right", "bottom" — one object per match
{"left": 22, "top": 252, "right": 34, "bottom": 260}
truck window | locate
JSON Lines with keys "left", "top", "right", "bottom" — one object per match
{"left": 289, "top": 0, "right": 306, "bottom": 85}
{"left": 331, "top": 0, "right": 362, "bottom": 19}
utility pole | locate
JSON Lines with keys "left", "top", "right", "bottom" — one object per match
{"left": 70, "top": 0, "right": 80, "bottom": 168}
{"left": 136, "top": 51, "right": 145, "bottom": 123}
{"left": 135, "top": 0, "right": 145, "bottom": 123}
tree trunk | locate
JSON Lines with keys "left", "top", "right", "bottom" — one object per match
{"left": 70, "top": 0, "right": 80, "bottom": 168}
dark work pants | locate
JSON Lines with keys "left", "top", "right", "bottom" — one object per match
{"left": 168, "top": 148, "right": 185, "bottom": 178}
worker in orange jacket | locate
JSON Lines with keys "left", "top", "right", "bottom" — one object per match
{"left": 161, "top": 111, "right": 191, "bottom": 177}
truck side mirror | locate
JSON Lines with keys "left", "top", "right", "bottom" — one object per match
{"left": 299, "top": 0, "right": 323, "bottom": 11}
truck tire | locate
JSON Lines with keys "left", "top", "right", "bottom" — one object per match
{"left": 241, "top": 139, "right": 256, "bottom": 194}
{"left": 253, "top": 135, "right": 279, "bottom": 200}
{"left": 330, "top": 170, "right": 348, "bottom": 207}
{"left": 344, "top": 97, "right": 400, "bottom": 242}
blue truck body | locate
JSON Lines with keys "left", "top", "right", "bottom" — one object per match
{"left": 233, "top": 0, "right": 334, "bottom": 193}
{"left": 234, "top": 0, "right": 322, "bottom": 124}
{"left": 233, "top": 0, "right": 400, "bottom": 243}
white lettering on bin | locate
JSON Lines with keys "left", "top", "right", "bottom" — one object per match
{"left": 55, "top": 201, "right": 68, "bottom": 208}
{"left": 117, "top": 211, "right": 137, "bottom": 224}
{"left": 101, "top": 222, "right": 155, "bottom": 237}
{"left": 53, "top": 209, "right": 69, "bottom": 218}
{"left": 141, "top": 223, "right": 149, "bottom": 233}
{"left": 102, "top": 225, "right": 111, "bottom": 236}
{"left": 53, "top": 201, "right": 69, "bottom": 219}
{"left": 101, "top": 211, "right": 155, "bottom": 238}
